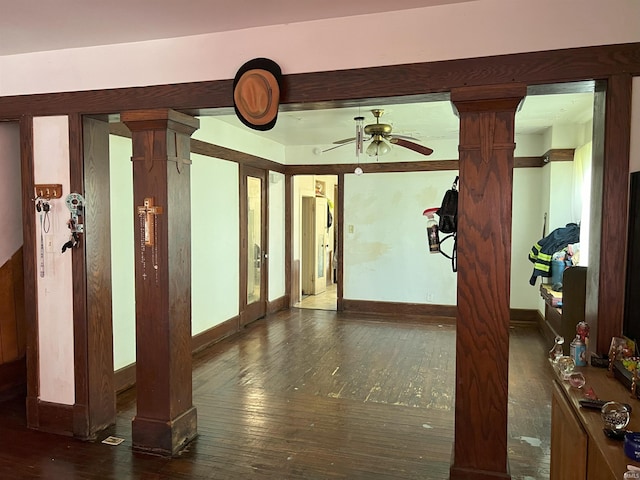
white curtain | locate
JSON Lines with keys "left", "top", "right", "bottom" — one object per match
{"left": 572, "top": 142, "right": 592, "bottom": 266}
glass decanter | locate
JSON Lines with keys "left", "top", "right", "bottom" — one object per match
{"left": 549, "top": 335, "right": 565, "bottom": 363}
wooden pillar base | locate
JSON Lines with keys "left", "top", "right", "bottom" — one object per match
{"left": 450, "top": 456, "right": 511, "bottom": 480}
{"left": 132, "top": 406, "right": 197, "bottom": 456}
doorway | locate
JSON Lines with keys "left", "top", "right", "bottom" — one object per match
{"left": 294, "top": 175, "right": 338, "bottom": 311}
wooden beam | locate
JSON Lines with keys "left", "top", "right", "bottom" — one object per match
{"left": 0, "top": 43, "right": 638, "bottom": 117}
{"left": 542, "top": 148, "right": 575, "bottom": 163}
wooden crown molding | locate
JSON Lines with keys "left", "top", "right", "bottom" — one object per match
{"left": 543, "top": 148, "right": 576, "bottom": 163}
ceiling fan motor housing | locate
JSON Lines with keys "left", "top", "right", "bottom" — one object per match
{"left": 364, "top": 123, "right": 392, "bottom": 136}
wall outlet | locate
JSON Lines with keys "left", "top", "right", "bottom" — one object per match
{"left": 45, "top": 236, "right": 54, "bottom": 253}
{"left": 348, "top": 224, "right": 354, "bottom": 233}
{"left": 426, "top": 293, "right": 434, "bottom": 302}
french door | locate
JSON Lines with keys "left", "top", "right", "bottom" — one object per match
{"left": 240, "top": 165, "right": 267, "bottom": 326}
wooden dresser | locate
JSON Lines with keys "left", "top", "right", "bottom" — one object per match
{"left": 551, "top": 365, "right": 640, "bottom": 479}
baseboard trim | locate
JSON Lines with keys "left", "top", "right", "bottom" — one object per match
{"left": 536, "top": 308, "right": 557, "bottom": 345}
{"left": 31, "top": 400, "right": 74, "bottom": 437}
{"left": 114, "top": 363, "right": 136, "bottom": 394}
{"left": 342, "top": 299, "right": 457, "bottom": 320}
{"left": 509, "top": 308, "right": 539, "bottom": 325}
{"left": 192, "top": 315, "right": 240, "bottom": 354}
{"left": 267, "top": 295, "right": 288, "bottom": 314}
{"left": 341, "top": 300, "right": 538, "bottom": 327}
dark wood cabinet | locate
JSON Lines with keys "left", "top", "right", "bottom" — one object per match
{"left": 541, "top": 266, "right": 587, "bottom": 354}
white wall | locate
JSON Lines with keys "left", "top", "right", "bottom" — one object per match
{"left": 195, "top": 117, "right": 285, "bottom": 164}
{"left": 342, "top": 168, "right": 550, "bottom": 309}
{"left": 546, "top": 161, "right": 576, "bottom": 231}
{"left": 33, "top": 116, "right": 74, "bottom": 405}
{"left": 109, "top": 136, "right": 136, "bottom": 370}
{"left": 1, "top": 0, "right": 639, "bottom": 96}
{"left": 191, "top": 155, "right": 240, "bottom": 335}
{"left": 512, "top": 168, "right": 544, "bottom": 308}
{"left": 268, "top": 171, "right": 286, "bottom": 301}
{"left": 0, "top": 123, "right": 22, "bottom": 265}
{"left": 109, "top": 137, "right": 242, "bottom": 367}
{"left": 343, "top": 170, "right": 459, "bottom": 304}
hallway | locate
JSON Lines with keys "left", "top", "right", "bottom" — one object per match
{"left": 294, "top": 283, "right": 337, "bottom": 311}
{"left": 0, "top": 310, "right": 552, "bottom": 479}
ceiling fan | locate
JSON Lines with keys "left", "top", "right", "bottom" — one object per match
{"left": 325, "top": 109, "right": 434, "bottom": 157}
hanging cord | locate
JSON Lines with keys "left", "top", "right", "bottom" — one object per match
{"left": 36, "top": 199, "right": 45, "bottom": 278}
{"left": 438, "top": 233, "right": 457, "bottom": 272}
{"left": 42, "top": 200, "right": 51, "bottom": 233}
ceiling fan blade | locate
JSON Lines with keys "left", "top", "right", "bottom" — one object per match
{"left": 391, "top": 134, "right": 421, "bottom": 141}
{"left": 322, "top": 142, "right": 353, "bottom": 153}
{"left": 390, "top": 138, "right": 434, "bottom": 156}
{"left": 333, "top": 137, "right": 356, "bottom": 145}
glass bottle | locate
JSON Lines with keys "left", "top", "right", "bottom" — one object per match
{"left": 426, "top": 215, "right": 440, "bottom": 253}
{"left": 549, "top": 335, "right": 565, "bottom": 362}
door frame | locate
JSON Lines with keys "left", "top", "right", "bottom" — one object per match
{"left": 239, "top": 164, "right": 268, "bottom": 327}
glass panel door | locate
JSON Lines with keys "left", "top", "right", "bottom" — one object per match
{"left": 240, "top": 166, "right": 267, "bottom": 326}
{"left": 247, "top": 176, "right": 262, "bottom": 305}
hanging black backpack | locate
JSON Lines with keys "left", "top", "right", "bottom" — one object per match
{"left": 437, "top": 176, "right": 458, "bottom": 234}
{"left": 437, "top": 176, "right": 459, "bottom": 272}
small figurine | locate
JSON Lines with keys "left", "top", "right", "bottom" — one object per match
{"left": 576, "top": 321, "right": 590, "bottom": 343}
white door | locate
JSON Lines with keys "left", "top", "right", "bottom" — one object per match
{"left": 301, "top": 196, "right": 327, "bottom": 295}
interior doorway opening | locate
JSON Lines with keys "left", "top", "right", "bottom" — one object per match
{"left": 293, "top": 174, "right": 338, "bottom": 311}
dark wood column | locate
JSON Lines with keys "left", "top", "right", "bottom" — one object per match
{"left": 588, "top": 75, "right": 632, "bottom": 355}
{"left": 449, "top": 84, "right": 526, "bottom": 480}
{"left": 121, "top": 109, "right": 199, "bottom": 456}
{"left": 72, "top": 115, "right": 116, "bottom": 440}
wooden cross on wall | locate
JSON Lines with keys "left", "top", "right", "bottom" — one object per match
{"left": 137, "top": 197, "right": 163, "bottom": 246}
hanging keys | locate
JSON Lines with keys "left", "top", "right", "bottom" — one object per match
{"left": 61, "top": 193, "right": 85, "bottom": 254}
{"left": 61, "top": 232, "right": 79, "bottom": 253}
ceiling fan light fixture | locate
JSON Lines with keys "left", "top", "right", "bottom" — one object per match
{"left": 366, "top": 136, "right": 392, "bottom": 157}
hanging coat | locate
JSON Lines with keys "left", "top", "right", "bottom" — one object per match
{"left": 528, "top": 223, "right": 580, "bottom": 285}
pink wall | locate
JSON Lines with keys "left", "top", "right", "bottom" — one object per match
{"left": 1, "top": 0, "right": 639, "bottom": 96}
{"left": 33, "top": 116, "right": 75, "bottom": 405}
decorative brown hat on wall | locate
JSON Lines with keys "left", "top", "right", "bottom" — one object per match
{"left": 233, "top": 58, "right": 282, "bottom": 131}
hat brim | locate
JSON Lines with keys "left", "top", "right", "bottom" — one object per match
{"left": 233, "top": 58, "right": 282, "bottom": 131}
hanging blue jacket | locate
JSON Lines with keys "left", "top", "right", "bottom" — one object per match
{"left": 529, "top": 223, "right": 580, "bottom": 285}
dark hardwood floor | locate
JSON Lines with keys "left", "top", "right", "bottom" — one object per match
{"left": 0, "top": 310, "right": 553, "bottom": 479}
